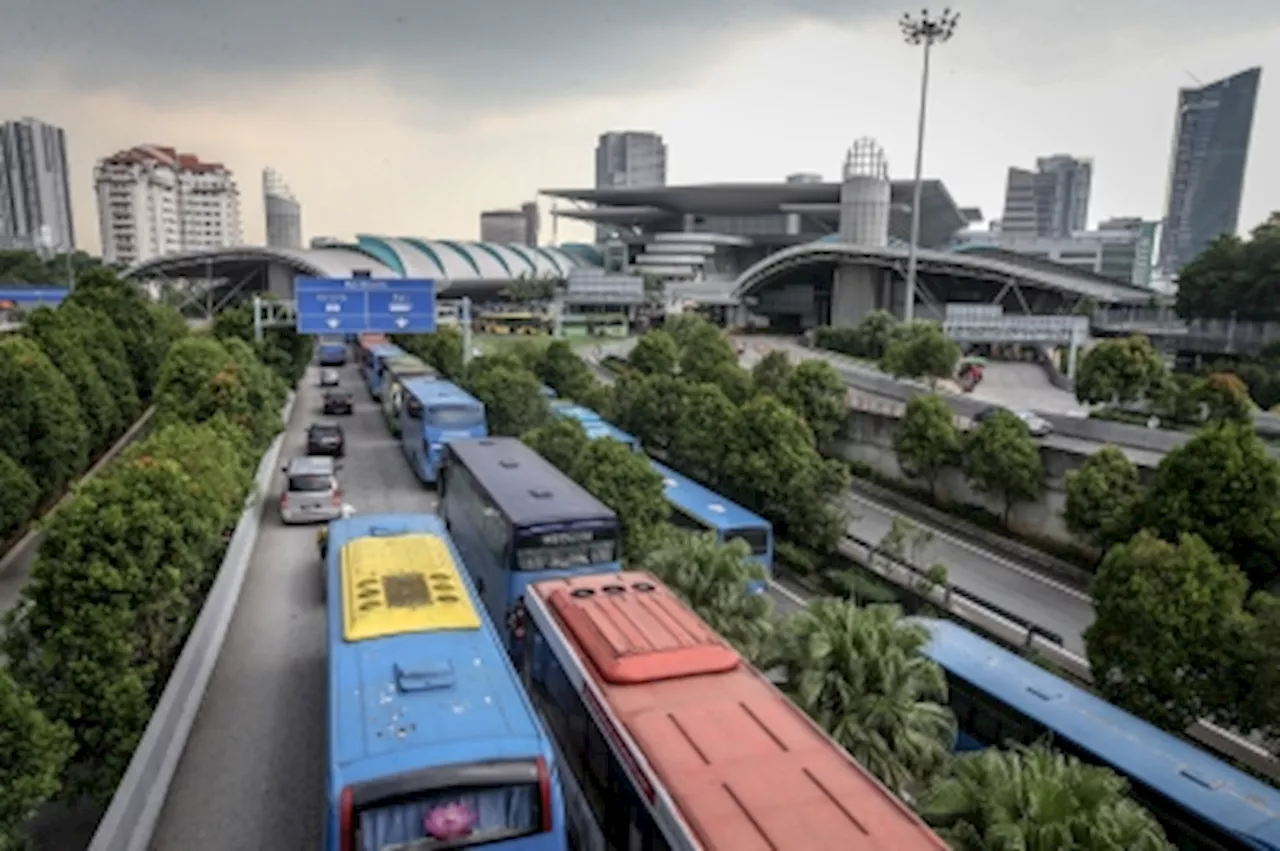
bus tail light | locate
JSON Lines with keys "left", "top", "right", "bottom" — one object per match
{"left": 339, "top": 786, "right": 354, "bottom": 851}
{"left": 536, "top": 757, "right": 552, "bottom": 832}
{"left": 332, "top": 489, "right": 343, "bottom": 507}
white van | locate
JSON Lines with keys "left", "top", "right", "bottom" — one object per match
{"left": 280, "top": 456, "right": 342, "bottom": 524}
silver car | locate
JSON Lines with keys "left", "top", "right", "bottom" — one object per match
{"left": 1010, "top": 408, "right": 1054, "bottom": 437}
{"left": 280, "top": 456, "right": 343, "bottom": 524}
{"left": 319, "top": 368, "right": 341, "bottom": 387}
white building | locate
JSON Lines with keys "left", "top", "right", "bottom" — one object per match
{"left": 95, "top": 145, "right": 242, "bottom": 266}
{"left": 0, "top": 117, "right": 76, "bottom": 253}
{"left": 263, "top": 167, "right": 302, "bottom": 249}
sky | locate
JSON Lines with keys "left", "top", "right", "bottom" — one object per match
{"left": 2, "top": 0, "right": 1278, "bottom": 253}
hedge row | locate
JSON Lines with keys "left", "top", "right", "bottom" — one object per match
{"left": 0, "top": 303, "right": 309, "bottom": 848}
{"left": 0, "top": 270, "right": 189, "bottom": 546}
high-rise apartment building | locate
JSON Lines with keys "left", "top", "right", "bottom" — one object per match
{"left": 594, "top": 131, "right": 666, "bottom": 242}
{"left": 263, "top": 167, "right": 302, "bottom": 249}
{"left": 0, "top": 117, "right": 76, "bottom": 253}
{"left": 95, "top": 145, "right": 242, "bottom": 266}
{"left": 1158, "top": 67, "right": 1261, "bottom": 275}
{"left": 1000, "top": 154, "right": 1093, "bottom": 239}
{"left": 479, "top": 201, "right": 539, "bottom": 245}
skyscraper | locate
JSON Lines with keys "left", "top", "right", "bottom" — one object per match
{"left": 594, "top": 131, "right": 666, "bottom": 242}
{"left": 0, "top": 117, "right": 76, "bottom": 253}
{"left": 1000, "top": 154, "right": 1092, "bottom": 239}
{"left": 1158, "top": 67, "right": 1261, "bottom": 275}
{"left": 263, "top": 167, "right": 302, "bottom": 249}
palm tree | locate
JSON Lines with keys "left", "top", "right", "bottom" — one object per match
{"left": 639, "top": 530, "right": 776, "bottom": 668}
{"left": 919, "top": 744, "right": 1173, "bottom": 850}
{"left": 775, "top": 599, "right": 956, "bottom": 797}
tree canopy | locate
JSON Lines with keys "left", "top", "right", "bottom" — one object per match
{"left": 895, "top": 394, "right": 961, "bottom": 498}
{"left": 1075, "top": 336, "right": 1169, "bottom": 407}
{"left": 1063, "top": 446, "right": 1143, "bottom": 550}
{"left": 962, "top": 409, "right": 1043, "bottom": 522}
{"left": 1176, "top": 213, "right": 1280, "bottom": 321}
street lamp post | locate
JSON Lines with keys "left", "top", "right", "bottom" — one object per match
{"left": 900, "top": 7, "right": 959, "bottom": 323}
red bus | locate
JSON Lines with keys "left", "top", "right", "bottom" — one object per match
{"left": 522, "top": 571, "right": 950, "bottom": 851}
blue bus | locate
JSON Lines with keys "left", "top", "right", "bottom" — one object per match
{"left": 550, "top": 405, "right": 642, "bottom": 453}
{"left": 365, "top": 344, "right": 408, "bottom": 400}
{"left": 399, "top": 378, "right": 487, "bottom": 484}
{"left": 919, "top": 618, "right": 1280, "bottom": 851}
{"left": 323, "top": 513, "right": 568, "bottom": 851}
{"left": 650, "top": 460, "right": 774, "bottom": 591}
{"left": 318, "top": 338, "right": 348, "bottom": 366}
{"left": 439, "top": 437, "right": 623, "bottom": 660}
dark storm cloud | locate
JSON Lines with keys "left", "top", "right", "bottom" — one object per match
{"left": 5, "top": 0, "right": 1278, "bottom": 110}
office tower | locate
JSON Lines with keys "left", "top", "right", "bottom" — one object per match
{"left": 594, "top": 131, "right": 667, "bottom": 242}
{"left": 479, "top": 201, "right": 539, "bottom": 246}
{"left": 1158, "top": 67, "right": 1261, "bottom": 275}
{"left": 1000, "top": 154, "right": 1093, "bottom": 239}
{"left": 263, "top": 167, "right": 302, "bottom": 249}
{"left": 0, "top": 117, "right": 76, "bottom": 252}
{"left": 95, "top": 145, "right": 242, "bottom": 266}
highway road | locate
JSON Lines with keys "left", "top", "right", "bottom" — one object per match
{"left": 150, "top": 361, "right": 438, "bottom": 850}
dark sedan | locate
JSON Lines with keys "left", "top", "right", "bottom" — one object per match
{"left": 323, "top": 390, "right": 354, "bottom": 415}
{"left": 306, "top": 421, "right": 346, "bottom": 457}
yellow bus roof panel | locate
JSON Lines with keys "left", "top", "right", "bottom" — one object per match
{"left": 340, "top": 534, "right": 481, "bottom": 642}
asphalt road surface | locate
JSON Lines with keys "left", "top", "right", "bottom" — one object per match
{"left": 149, "top": 361, "right": 438, "bottom": 850}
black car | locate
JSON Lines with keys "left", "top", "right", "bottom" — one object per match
{"left": 323, "top": 389, "right": 354, "bottom": 415}
{"left": 306, "top": 421, "right": 346, "bottom": 457}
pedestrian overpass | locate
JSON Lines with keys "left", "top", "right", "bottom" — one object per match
{"left": 943, "top": 304, "right": 1090, "bottom": 378}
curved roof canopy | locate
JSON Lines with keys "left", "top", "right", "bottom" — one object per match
{"left": 124, "top": 237, "right": 601, "bottom": 287}
{"left": 734, "top": 241, "right": 1152, "bottom": 305}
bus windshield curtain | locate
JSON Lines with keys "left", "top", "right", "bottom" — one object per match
{"left": 360, "top": 784, "right": 538, "bottom": 850}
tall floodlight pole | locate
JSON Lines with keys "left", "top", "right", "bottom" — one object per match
{"left": 900, "top": 7, "right": 959, "bottom": 322}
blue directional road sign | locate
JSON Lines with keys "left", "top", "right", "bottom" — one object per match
{"left": 295, "top": 278, "right": 437, "bottom": 335}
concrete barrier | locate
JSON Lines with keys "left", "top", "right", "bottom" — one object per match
{"left": 87, "top": 394, "right": 295, "bottom": 851}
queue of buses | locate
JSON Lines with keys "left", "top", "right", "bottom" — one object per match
{"left": 328, "top": 334, "right": 1280, "bottom": 851}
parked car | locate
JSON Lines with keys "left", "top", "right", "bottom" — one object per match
{"left": 975, "top": 405, "right": 1053, "bottom": 437}
{"left": 319, "top": 368, "right": 341, "bottom": 387}
{"left": 279, "top": 456, "right": 342, "bottom": 524}
{"left": 322, "top": 389, "right": 353, "bottom": 415}
{"left": 306, "top": 421, "right": 346, "bottom": 456}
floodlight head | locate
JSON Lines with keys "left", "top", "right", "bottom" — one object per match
{"left": 900, "top": 7, "right": 960, "bottom": 45}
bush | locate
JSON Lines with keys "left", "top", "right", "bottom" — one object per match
{"left": 0, "top": 669, "right": 73, "bottom": 850}
{"left": 0, "top": 453, "right": 39, "bottom": 544}
{"left": 0, "top": 336, "right": 90, "bottom": 502}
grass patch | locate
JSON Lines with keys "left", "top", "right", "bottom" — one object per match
{"left": 475, "top": 334, "right": 633, "bottom": 355}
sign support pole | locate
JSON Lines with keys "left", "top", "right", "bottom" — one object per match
{"left": 461, "top": 297, "right": 473, "bottom": 364}
{"left": 252, "top": 296, "right": 264, "bottom": 342}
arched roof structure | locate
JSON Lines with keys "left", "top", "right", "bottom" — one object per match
{"left": 123, "top": 237, "right": 603, "bottom": 295}
{"left": 733, "top": 241, "right": 1152, "bottom": 305}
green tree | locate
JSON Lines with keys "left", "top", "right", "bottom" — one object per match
{"left": 65, "top": 268, "right": 169, "bottom": 399}
{"left": 0, "top": 249, "right": 105, "bottom": 285}
{"left": 1063, "top": 446, "right": 1143, "bottom": 549}
{"left": 1235, "top": 592, "right": 1280, "bottom": 741}
{"left": 895, "top": 394, "right": 961, "bottom": 498}
{"left": 640, "top": 532, "right": 774, "bottom": 666}
{"left": 776, "top": 600, "right": 956, "bottom": 796}
{"left": 1138, "top": 422, "right": 1280, "bottom": 588}
{"left": 571, "top": 438, "right": 669, "bottom": 556}
{"left": 0, "top": 452, "right": 39, "bottom": 542}
{"left": 962, "top": 409, "right": 1043, "bottom": 523}
{"left": 676, "top": 319, "right": 738, "bottom": 384}
{"left": 921, "top": 745, "right": 1173, "bottom": 851}
{"left": 612, "top": 372, "right": 689, "bottom": 450}
{"left": 212, "top": 300, "right": 310, "bottom": 385}
{"left": 463, "top": 364, "right": 551, "bottom": 437}
{"left": 0, "top": 669, "right": 73, "bottom": 851}
{"left": 627, "top": 330, "right": 679, "bottom": 375}
{"left": 1085, "top": 531, "right": 1250, "bottom": 732}
{"left": 396, "top": 327, "right": 464, "bottom": 378}
{"left": 0, "top": 335, "right": 90, "bottom": 500}
{"left": 521, "top": 417, "right": 590, "bottom": 475}
{"left": 537, "top": 340, "right": 613, "bottom": 414}
{"left": 879, "top": 320, "right": 961, "bottom": 387}
{"left": 1200, "top": 372, "right": 1253, "bottom": 423}
{"left": 751, "top": 349, "right": 794, "bottom": 397}
{"left": 1075, "top": 336, "right": 1169, "bottom": 407}
{"left": 782, "top": 359, "right": 848, "bottom": 443}
{"left": 57, "top": 302, "right": 140, "bottom": 423}
{"left": 709, "top": 361, "right": 754, "bottom": 405}
{"left": 24, "top": 304, "right": 123, "bottom": 454}
{"left": 1176, "top": 213, "right": 1280, "bottom": 321}
{"left": 668, "top": 382, "right": 742, "bottom": 488}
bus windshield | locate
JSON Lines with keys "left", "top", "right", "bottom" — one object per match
{"left": 514, "top": 527, "right": 619, "bottom": 571}
{"left": 427, "top": 406, "right": 483, "bottom": 429}
{"left": 725, "top": 526, "right": 770, "bottom": 557}
{"left": 355, "top": 779, "right": 542, "bottom": 850}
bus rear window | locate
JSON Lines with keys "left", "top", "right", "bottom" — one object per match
{"left": 427, "top": 406, "right": 483, "bottom": 428}
{"left": 355, "top": 779, "right": 542, "bottom": 850}
{"left": 515, "top": 528, "right": 619, "bottom": 571}
{"left": 725, "top": 526, "right": 770, "bottom": 557}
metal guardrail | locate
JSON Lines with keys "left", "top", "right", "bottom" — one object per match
{"left": 89, "top": 394, "right": 295, "bottom": 851}
{"left": 836, "top": 532, "right": 1280, "bottom": 784}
